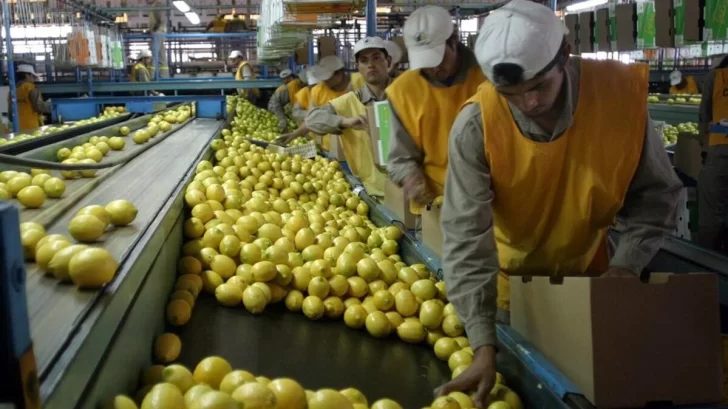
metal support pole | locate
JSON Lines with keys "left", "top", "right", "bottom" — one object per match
{"left": 366, "top": 0, "right": 377, "bottom": 37}
{"left": 3, "top": 0, "right": 19, "bottom": 132}
{"left": 308, "top": 40, "right": 315, "bottom": 65}
{"left": 87, "top": 67, "right": 94, "bottom": 97}
{"left": 153, "top": 34, "right": 160, "bottom": 81}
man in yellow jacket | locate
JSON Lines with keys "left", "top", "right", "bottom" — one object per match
{"left": 10, "top": 64, "right": 51, "bottom": 132}
{"left": 386, "top": 5, "right": 485, "bottom": 215}
{"left": 268, "top": 69, "right": 305, "bottom": 131}
{"left": 437, "top": 1, "right": 683, "bottom": 405}
{"left": 131, "top": 50, "right": 163, "bottom": 96}
{"left": 308, "top": 55, "right": 356, "bottom": 150}
{"left": 230, "top": 50, "right": 258, "bottom": 102}
{"left": 292, "top": 69, "right": 319, "bottom": 124}
{"left": 304, "top": 37, "right": 392, "bottom": 197}
{"left": 669, "top": 70, "right": 700, "bottom": 94}
{"left": 697, "top": 55, "right": 728, "bottom": 254}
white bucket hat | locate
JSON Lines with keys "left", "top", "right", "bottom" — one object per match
{"left": 137, "top": 49, "right": 152, "bottom": 59}
{"left": 313, "top": 56, "right": 345, "bottom": 81}
{"left": 229, "top": 50, "right": 243, "bottom": 59}
{"left": 669, "top": 70, "right": 683, "bottom": 86}
{"left": 16, "top": 64, "right": 39, "bottom": 77}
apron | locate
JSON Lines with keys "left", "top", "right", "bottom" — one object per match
{"left": 17, "top": 81, "right": 43, "bottom": 131}
{"left": 311, "top": 82, "right": 350, "bottom": 151}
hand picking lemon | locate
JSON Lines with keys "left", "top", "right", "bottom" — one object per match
{"left": 48, "top": 244, "right": 88, "bottom": 280}
{"left": 68, "top": 214, "right": 106, "bottom": 242}
{"left": 17, "top": 185, "right": 46, "bottom": 208}
{"left": 162, "top": 364, "right": 194, "bottom": 393}
{"left": 140, "top": 383, "right": 184, "bottom": 409}
{"left": 68, "top": 247, "right": 119, "bottom": 288}
{"left": 154, "top": 333, "right": 182, "bottom": 363}
{"left": 231, "top": 382, "right": 277, "bottom": 409}
{"left": 192, "top": 356, "right": 233, "bottom": 389}
{"left": 105, "top": 200, "right": 138, "bottom": 226}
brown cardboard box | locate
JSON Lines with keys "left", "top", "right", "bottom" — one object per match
{"left": 318, "top": 36, "right": 337, "bottom": 58}
{"left": 674, "top": 132, "right": 703, "bottom": 181}
{"left": 655, "top": 0, "right": 676, "bottom": 47}
{"left": 383, "top": 180, "right": 416, "bottom": 229}
{"left": 616, "top": 3, "right": 637, "bottom": 51}
{"left": 366, "top": 105, "right": 384, "bottom": 167}
{"left": 421, "top": 206, "right": 442, "bottom": 257}
{"left": 565, "top": 14, "right": 579, "bottom": 53}
{"left": 511, "top": 274, "right": 722, "bottom": 409}
{"left": 579, "top": 12, "right": 595, "bottom": 53}
{"left": 295, "top": 42, "right": 310, "bottom": 65}
{"left": 683, "top": 0, "right": 703, "bottom": 41}
{"left": 596, "top": 8, "right": 611, "bottom": 51}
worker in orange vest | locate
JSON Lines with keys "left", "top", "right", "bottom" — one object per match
{"left": 669, "top": 70, "right": 700, "bottom": 95}
{"left": 436, "top": 1, "right": 683, "bottom": 405}
{"left": 268, "top": 69, "right": 304, "bottom": 131}
{"left": 9, "top": 64, "right": 51, "bottom": 132}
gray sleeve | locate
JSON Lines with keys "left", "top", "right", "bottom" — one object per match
{"left": 305, "top": 104, "right": 344, "bottom": 135}
{"left": 611, "top": 112, "right": 683, "bottom": 273}
{"left": 292, "top": 103, "right": 307, "bottom": 123}
{"left": 699, "top": 70, "right": 715, "bottom": 147}
{"left": 386, "top": 102, "right": 425, "bottom": 185}
{"left": 29, "top": 88, "right": 51, "bottom": 114}
{"left": 268, "top": 88, "right": 289, "bottom": 121}
{"left": 242, "top": 65, "right": 254, "bottom": 80}
{"left": 441, "top": 103, "right": 499, "bottom": 351}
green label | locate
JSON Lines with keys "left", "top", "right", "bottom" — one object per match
{"left": 704, "top": 0, "right": 728, "bottom": 40}
{"left": 374, "top": 101, "right": 391, "bottom": 164}
{"left": 637, "top": 1, "right": 656, "bottom": 48}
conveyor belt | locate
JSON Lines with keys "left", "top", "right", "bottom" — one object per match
{"left": 9, "top": 118, "right": 225, "bottom": 407}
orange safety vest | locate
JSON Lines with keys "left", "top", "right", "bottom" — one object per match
{"left": 236, "top": 62, "right": 258, "bottom": 98}
{"left": 468, "top": 59, "right": 647, "bottom": 311}
{"left": 669, "top": 76, "right": 699, "bottom": 95}
{"left": 311, "top": 82, "right": 351, "bottom": 151}
{"left": 17, "top": 81, "right": 43, "bottom": 131}
{"left": 295, "top": 87, "right": 312, "bottom": 111}
{"left": 386, "top": 66, "right": 485, "bottom": 214}
{"left": 287, "top": 79, "right": 304, "bottom": 106}
{"left": 211, "top": 19, "right": 227, "bottom": 33}
{"left": 709, "top": 68, "right": 728, "bottom": 147}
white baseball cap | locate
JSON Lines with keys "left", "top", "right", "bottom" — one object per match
{"left": 403, "top": 6, "right": 455, "bottom": 70}
{"left": 229, "top": 50, "right": 243, "bottom": 59}
{"left": 353, "top": 37, "right": 388, "bottom": 57}
{"left": 280, "top": 69, "right": 293, "bottom": 79}
{"left": 306, "top": 67, "right": 322, "bottom": 85}
{"left": 385, "top": 40, "right": 403, "bottom": 65}
{"left": 314, "top": 55, "right": 345, "bottom": 81}
{"left": 16, "top": 64, "right": 39, "bottom": 77}
{"left": 137, "top": 49, "right": 152, "bottom": 59}
{"left": 669, "top": 70, "right": 682, "bottom": 86}
{"left": 475, "top": 0, "right": 568, "bottom": 84}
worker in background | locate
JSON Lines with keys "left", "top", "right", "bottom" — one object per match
{"left": 268, "top": 69, "right": 305, "bottom": 132}
{"left": 301, "top": 37, "right": 392, "bottom": 196}
{"left": 9, "top": 64, "right": 51, "bottom": 132}
{"left": 291, "top": 69, "right": 319, "bottom": 124}
{"left": 309, "top": 55, "right": 358, "bottom": 151}
{"left": 697, "top": 55, "right": 728, "bottom": 254}
{"left": 147, "top": 0, "right": 168, "bottom": 78}
{"left": 207, "top": 14, "right": 228, "bottom": 60}
{"left": 131, "top": 50, "right": 163, "bottom": 96}
{"left": 230, "top": 50, "right": 259, "bottom": 103}
{"left": 385, "top": 40, "right": 403, "bottom": 78}
{"left": 386, "top": 6, "right": 485, "bottom": 219}
{"left": 436, "top": 1, "right": 682, "bottom": 404}
{"left": 669, "top": 70, "right": 700, "bottom": 94}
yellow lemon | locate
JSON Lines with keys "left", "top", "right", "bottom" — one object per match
{"left": 365, "top": 311, "right": 392, "bottom": 338}
{"left": 267, "top": 378, "right": 307, "bottom": 409}
{"left": 394, "top": 290, "right": 418, "bottom": 317}
{"left": 105, "top": 199, "right": 138, "bottom": 226}
{"left": 154, "top": 333, "right": 181, "bottom": 363}
{"left": 17, "top": 185, "right": 46, "bottom": 208}
{"left": 231, "top": 382, "right": 277, "bottom": 409}
{"left": 397, "top": 319, "right": 426, "bottom": 343}
{"left": 215, "top": 283, "right": 243, "bottom": 307}
{"left": 189, "top": 390, "right": 239, "bottom": 409}
{"left": 192, "top": 356, "right": 232, "bottom": 389}
{"left": 448, "top": 350, "right": 473, "bottom": 371}
{"left": 43, "top": 177, "right": 66, "bottom": 198}
{"left": 442, "top": 314, "right": 464, "bottom": 337}
{"left": 242, "top": 285, "right": 267, "bottom": 314}
{"left": 434, "top": 337, "right": 460, "bottom": 361}
{"left": 323, "top": 296, "right": 344, "bottom": 319}
{"left": 371, "top": 399, "right": 404, "bottom": 409}
{"left": 166, "top": 299, "right": 192, "bottom": 326}
{"left": 343, "top": 304, "right": 368, "bottom": 329}
{"left": 431, "top": 396, "right": 461, "bottom": 409}
{"left": 184, "top": 385, "right": 213, "bottom": 408}
{"left": 68, "top": 214, "right": 106, "bottom": 242}
{"left": 302, "top": 295, "right": 325, "bottom": 320}
{"left": 77, "top": 205, "right": 111, "bottom": 227}
{"left": 419, "top": 299, "right": 445, "bottom": 330}
{"left": 68, "top": 247, "right": 118, "bottom": 288}
{"left": 21, "top": 228, "right": 46, "bottom": 261}
{"left": 449, "top": 392, "right": 474, "bottom": 409}
{"left": 308, "top": 389, "right": 354, "bottom": 409}
{"left": 201, "top": 270, "right": 224, "bottom": 294}
{"left": 162, "top": 364, "right": 194, "bottom": 393}
{"left": 103, "top": 395, "right": 138, "bottom": 409}
{"left": 340, "top": 388, "right": 368, "bottom": 406}
{"left": 220, "top": 370, "right": 256, "bottom": 395}
{"left": 140, "top": 383, "right": 184, "bottom": 409}
{"left": 373, "top": 290, "right": 395, "bottom": 311}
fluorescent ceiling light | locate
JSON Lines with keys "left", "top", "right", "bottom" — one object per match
{"left": 185, "top": 11, "right": 200, "bottom": 25}
{"left": 173, "top": 0, "right": 191, "bottom": 13}
{"left": 565, "top": 0, "right": 607, "bottom": 12}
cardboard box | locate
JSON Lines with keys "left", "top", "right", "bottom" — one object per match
{"left": 511, "top": 274, "right": 722, "bottom": 409}
{"left": 616, "top": 3, "right": 637, "bottom": 51}
{"left": 579, "top": 12, "right": 595, "bottom": 53}
{"left": 318, "top": 36, "right": 337, "bottom": 58}
{"left": 565, "top": 14, "right": 579, "bottom": 52}
{"left": 596, "top": 8, "right": 611, "bottom": 51}
{"left": 683, "top": 0, "right": 703, "bottom": 41}
{"left": 674, "top": 132, "right": 703, "bottom": 181}
{"left": 383, "top": 180, "right": 416, "bottom": 230}
{"left": 421, "top": 206, "right": 442, "bottom": 257}
{"left": 655, "top": 0, "right": 676, "bottom": 47}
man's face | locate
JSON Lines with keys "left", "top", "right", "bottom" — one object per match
{"left": 232, "top": 57, "right": 242, "bottom": 65}
{"left": 496, "top": 65, "right": 565, "bottom": 118}
{"left": 356, "top": 49, "right": 390, "bottom": 85}
{"left": 324, "top": 71, "right": 347, "bottom": 91}
{"left": 283, "top": 76, "right": 294, "bottom": 84}
{"left": 143, "top": 57, "right": 153, "bottom": 66}
{"left": 421, "top": 40, "right": 459, "bottom": 82}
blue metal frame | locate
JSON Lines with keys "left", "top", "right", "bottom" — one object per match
{"left": 3, "top": 0, "right": 19, "bottom": 132}
{"left": 51, "top": 95, "right": 226, "bottom": 120}
{"left": 38, "top": 78, "right": 281, "bottom": 95}
{"left": 366, "top": 0, "right": 377, "bottom": 37}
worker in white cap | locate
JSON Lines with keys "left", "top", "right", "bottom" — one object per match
{"left": 230, "top": 50, "right": 258, "bottom": 101}
{"left": 299, "top": 36, "right": 392, "bottom": 196}
{"left": 436, "top": 0, "right": 682, "bottom": 402}
{"left": 268, "top": 69, "right": 305, "bottom": 131}
{"left": 9, "top": 64, "right": 51, "bottom": 131}
{"left": 385, "top": 40, "right": 403, "bottom": 78}
{"left": 697, "top": 55, "right": 728, "bottom": 254}
{"left": 386, "top": 5, "right": 485, "bottom": 219}
{"left": 131, "top": 50, "right": 163, "bottom": 96}
{"left": 291, "top": 68, "right": 320, "bottom": 124}
{"left": 669, "top": 70, "right": 700, "bottom": 95}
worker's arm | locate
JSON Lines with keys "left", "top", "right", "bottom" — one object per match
{"left": 268, "top": 88, "right": 290, "bottom": 122}
{"left": 386, "top": 103, "right": 424, "bottom": 185}
{"left": 28, "top": 88, "right": 51, "bottom": 114}
{"left": 698, "top": 70, "right": 716, "bottom": 148}
{"left": 292, "top": 103, "right": 308, "bottom": 124}
{"left": 611, "top": 113, "right": 683, "bottom": 274}
{"left": 305, "top": 104, "right": 348, "bottom": 135}
{"left": 441, "top": 103, "right": 499, "bottom": 351}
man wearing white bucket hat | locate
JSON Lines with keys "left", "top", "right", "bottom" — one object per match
{"left": 268, "top": 69, "right": 305, "bottom": 132}
{"left": 437, "top": 0, "right": 682, "bottom": 403}
{"left": 307, "top": 55, "right": 358, "bottom": 150}
{"left": 10, "top": 64, "right": 51, "bottom": 131}
{"left": 230, "top": 50, "right": 259, "bottom": 101}
{"left": 303, "top": 36, "right": 393, "bottom": 196}
{"left": 386, "top": 5, "right": 485, "bottom": 217}
{"left": 131, "top": 50, "right": 163, "bottom": 96}
{"left": 291, "top": 68, "right": 321, "bottom": 124}
{"left": 669, "top": 70, "right": 700, "bottom": 95}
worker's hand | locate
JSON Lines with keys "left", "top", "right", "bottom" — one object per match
{"left": 402, "top": 172, "right": 435, "bottom": 205}
{"left": 601, "top": 267, "right": 636, "bottom": 277}
{"left": 274, "top": 133, "right": 296, "bottom": 146}
{"left": 279, "top": 118, "right": 288, "bottom": 132}
{"left": 340, "top": 115, "right": 368, "bottom": 130}
{"left": 435, "top": 346, "right": 497, "bottom": 409}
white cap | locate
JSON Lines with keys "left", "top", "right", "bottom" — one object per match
{"left": 314, "top": 55, "right": 345, "bottom": 81}
{"left": 306, "top": 67, "right": 322, "bottom": 85}
{"left": 475, "top": 0, "right": 568, "bottom": 84}
{"left": 229, "top": 50, "right": 243, "bottom": 59}
{"left": 280, "top": 69, "right": 293, "bottom": 79}
{"left": 16, "top": 64, "right": 38, "bottom": 77}
{"left": 669, "top": 70, "right": 682, "bottom": 86}
{"left": 137, "top": 49, "right": 152, "bottom": 59}
{"left": 354, "top": 37, "right": 388, "bottom": 57}
{"left": 385, "top": 40, "right": 403, "bottom": 65}
{"left": 403, "top": 6, "right": 454, "bottom": 70}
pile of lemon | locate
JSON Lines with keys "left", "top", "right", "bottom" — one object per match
{"left": 18, "top": 200, "right": 137, "bottom": 288}
{"left": 145, "top": 133, "right": 524, "bottom": 409}
{"left": 55, "top": 135, "right": 126, "bottom": 180}
{"left": 133, "top": 105, "right": 192, "bottom": 145}
{"left": 0, "top": 169, "right": 66, "bottom": 208}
